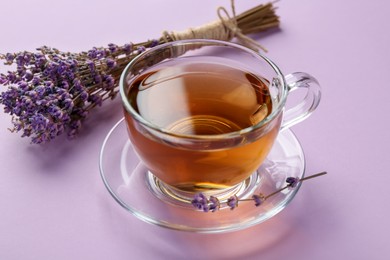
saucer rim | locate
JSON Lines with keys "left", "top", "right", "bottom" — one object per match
{"left": 99, "top": 118, "right": 305, "bottom": 233}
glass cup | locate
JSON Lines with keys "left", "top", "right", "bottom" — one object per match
{"left": 119, "top": 39, "right": 321, "bottom": 202}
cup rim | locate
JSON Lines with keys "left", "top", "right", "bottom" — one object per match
{"left": 119, "top": 39, "right": 287, "bottom": 140}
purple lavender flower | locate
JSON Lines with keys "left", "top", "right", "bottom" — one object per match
{"left": 63, "top": 98, "right": 74, "bottom": 111}
{"left": 24, "top": 71, "right": 33, "bottom": 81}
{"left": 103, "top": 75, "right": 115, "bottom": 90}
{"left": 86, "top": 60, "right": 95, "bottom": 72}
{"left": 252, "top": 194, "right": 264, "bottom": 207}
{"left": 150, "top": 39, "right": 160, "bottom": 48}
{"left": 107, "top": 43, "right": 118, "bottom": 53}
{"left": 0, "top": 39, "right": 162, "bottom": 144}
{"left": 30, "top": 113, "right": 49, "bottom": 132}
{"left": 137, "top": 46, "right": 146, "bottom": 53}
{"left": 16, "top": 53, "right": 28, "bottom": 67}
{"left": 0, "top": 74, "right": 7, "bottom": 84}
{"left": 105, "top": 58, "right": 117, "bottom": 70}
{"left": 48, "top": 105, "right": 64, "bottom": 119}
{"left": 209, "top": 196, "right": 220, "bottom": 212}
{"left": 5, "top": 53, "right": 15, "bottom": 63}
{"left": 122, "top": 43, "right": 133, "bottom": 54}
{"left": 88, "top": 94, "right": 103, "bottom": 107}
{"left": 227, "top": 195, "right": 238, "bottom": 210}
{"left": 18, "top": 81, "right": 29, "bottom": 91}
{"left": 79, "top": 90, "right": 89, "bottom": 101}
{"left": 286, "top": 177, "right": 300, "bottom": 188}
{"left": 191, "top": 193, "right": 209, "bottom": 212}
{"left": 34, "top": 53, "right": 47, "bottom": 68}
{"left": 87, "top": 47, "right": 98, "bottom": 59}
{"left": 6, "top": 71, "right": 17, "bottom": 83}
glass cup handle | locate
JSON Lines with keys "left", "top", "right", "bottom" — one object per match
{"left": 280, "top": 72, "right": 321, "bottom": 131}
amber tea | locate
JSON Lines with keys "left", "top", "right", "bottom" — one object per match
{"left": 124, "top": 59, "right": 282, "bottom": 191}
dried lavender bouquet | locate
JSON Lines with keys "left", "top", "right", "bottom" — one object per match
{"left": 0, "top": 2, "right": 279, "bottom": 144}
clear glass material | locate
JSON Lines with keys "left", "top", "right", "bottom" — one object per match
{"left": 99, "top": 118, "right": 305, "bottom": 233}
{"left": 119, "top": 39, "right": 320, "bottom": 194}
{"left": 281, "top": 72, "right": 321, "bottom": 131}
{"left": 99, "top": 39, "right": 321, "bottom": 232}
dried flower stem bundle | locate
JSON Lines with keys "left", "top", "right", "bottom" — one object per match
{"left": 0, "top": 2, "right": 279, "bottom": 144}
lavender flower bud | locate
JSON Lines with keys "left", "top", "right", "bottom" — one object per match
{"left": 137, "top": 46, "right": 146, "bottom": 53}
{"left": 252, "top": 194, "right": 264, "bottom": 207}
{"left": 5, "top": 53, "right": 15, "bottom": 63}
{"left": 87, "top": 47, "right": 98, "bottom": 59}
{"left": 69, "top": 119, "right": 82, "bottom": 130}
{"left": 227, "top": 195, "right": 238, "bottom": 210}
{"left": 31, "top": 76, "right": 41, "bottom": 86}
{"left": 63, "top": 98, "right": 74, "bottom": 111}
{"left": 94, "top": 75, "right": 102, "bottom": 84}
{"left": 103, "top": 75, "right": 115, "bottom": 90}
{"left": 31, "top": 135, "right": 44, "bottom": 144}
{"left": 26, "top": 90, "right": 38, "bottom": 100}
{"left": 105, "top": 58, "right": 117, "bottom": 70}
{"left": 89, "top": 94, "right": 102, "bottom": 106}
{"left": 24, "top": 70, "right": 33, "bottom": 81}
{"left": 55, "top": 87, "right": 66, "bottom": 96}
{"left": 56, "top": 124, "right": 65, "bottom": 135}
{"left": 30, "top": 114, "right": 49, "bottom": 132}
{"left": 72, "top": 79, "right": 84, "bottom": 92}
{"left": 48, "top": 105, "right": 63, "bottom": 119}
{"left": 22, "top": 96, "right": 34, "bottom": 110}
{"left": 24, "top": 53, "right": 32, "bottom": 64}
{"left": 35, "top": 85, "right": 46, "bottom": 97}
{"left": 86, "top": 60, "right": 95, "bottom": 72}
{"left": 108, "top": 43, "right": 118, "bottom": 53}
{"left": 80, "top": 91, "right": 89, "bottom": 101}
{"left": 96, "top": 49, "right": 107, "bottom": 59}
{"left": 16, "top": 53, "right": 26, "bottom": 67}
{"left": 7, "top": 71, "right": 17, "bottom": 83}
{"left": 73, "top": 107, "right": 88, "bottom": 118}
{"left": 35, "top": 99, "right": 47, "bottom": 106}
{"left": 150, "top": 39, "right": 159, "bottom": 47}
{"left": 12, "top": 106, "right": 21, "bottom": 116}
{"left": 191, "top": 193, "right": 209, "bottom": 212}
{"left": 123, "top": 43, "right": 133, "bottom": 54}
{"left": 34, "top": 52, "right": 45, "bottom": 63}
{"left": 56, "top": 61, "right": 67, "bottom": 75}
{"left": 18, "top": 81, "right": 29, "bottom": 91}
{"left": 0, "top": 74, "right": 8, "bottom": 84}
{"left": 286, "top": 177, "right": 300, "bottom": 188}
{"left": 209, "top": 196, "right": 220, "bottom": 212}
{"left": 61, "top": 81, "right": 69, "bottom": 90}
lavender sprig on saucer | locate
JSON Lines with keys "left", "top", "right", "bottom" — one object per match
{"left": 192, "top": 171, "right": 327, "bottom": 212}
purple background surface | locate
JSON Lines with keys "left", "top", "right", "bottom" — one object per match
{"left": 1, "top": 0, "right": 389, "bottom": 259}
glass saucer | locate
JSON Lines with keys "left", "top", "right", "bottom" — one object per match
{"left": 99, "top": 118, "right": 305, "bottom": 233}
